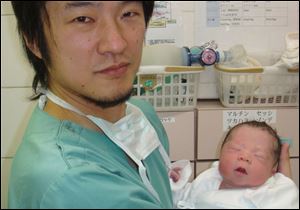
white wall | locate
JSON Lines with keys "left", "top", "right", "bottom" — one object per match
{"left": 1, "top": 1, "right": 37, "bottom": 208}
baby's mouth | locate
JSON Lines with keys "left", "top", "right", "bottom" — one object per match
{"left": 235, "top": 167, "right": 248, "bottom": 175}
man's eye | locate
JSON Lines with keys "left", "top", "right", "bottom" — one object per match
{"left": 73, "top": 16, "right": 93, "bottom": 23}
{"left": 122, "top": 11, "right": 138, "bottom": 18}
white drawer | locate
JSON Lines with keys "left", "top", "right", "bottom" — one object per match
{"left": 158, "top": 111, "right": 195, "bottom": 161}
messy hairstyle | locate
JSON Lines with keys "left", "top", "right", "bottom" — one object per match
{"left": 11, "top": 1, "right": 155, "bottom": 100}
{"left": 221, "top": 121, "right": 282, "bottom": 166}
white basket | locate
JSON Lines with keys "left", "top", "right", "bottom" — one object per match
{"left": 216, "top": 62, "right": 299, "bottom": 107}
{"left": 132, "top": 65, "right": 204, "bottom": 111}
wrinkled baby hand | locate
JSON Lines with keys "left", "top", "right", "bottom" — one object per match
{"left": 169, "top": 167, "right": 182, "bottom": 183}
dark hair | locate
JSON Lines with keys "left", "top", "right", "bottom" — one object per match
{"left": 221, "top": 121, "right": 281, "bottom": 166}
{"left": 11, "top": 1, "right": 155, "bottom": 100}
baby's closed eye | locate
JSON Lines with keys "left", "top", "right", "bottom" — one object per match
{"left": 228, "top": 146, "right": 241, "bottom": 152}
{"left": 254, "top": 153, "right": 266, "bottom": 160}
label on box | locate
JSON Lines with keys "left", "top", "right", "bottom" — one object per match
{"left": 160, "top": 116, "right": 176, "bottom": 124}
{"left": 223, "top": 110, "right": 276, "bottom": 131}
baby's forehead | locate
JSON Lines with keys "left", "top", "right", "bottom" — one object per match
{"left": 231, "top": 125, "right": 271, "bottom": 136}
{"left": 227, "top": 125, "right": 275, "bottom": 145}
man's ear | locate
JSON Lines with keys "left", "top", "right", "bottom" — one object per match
{"left": 23, "top": 35, "right": 42, "bottom": 59}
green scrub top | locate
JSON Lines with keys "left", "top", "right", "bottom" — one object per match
{"left": 8, "top": 98, "right": 173, "bottom": 208}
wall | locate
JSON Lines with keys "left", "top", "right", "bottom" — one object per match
{"left": 1, "top": 2, "right": 37, "bottom": 209}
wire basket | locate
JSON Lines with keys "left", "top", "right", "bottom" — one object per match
{"left": 215, "top": 59, "right": 299, "bottom": 107}
{"left": 132, "top": 66, "right": 204, "bottom": 111}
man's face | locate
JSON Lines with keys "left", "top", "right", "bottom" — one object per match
{"left": 44, "top": 1, "right": 146, "bottom": 107}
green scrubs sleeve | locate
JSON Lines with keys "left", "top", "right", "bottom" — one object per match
{"left": 40, "top": 165, "right": 164, "bottom": 209}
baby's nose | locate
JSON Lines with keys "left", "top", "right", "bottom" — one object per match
{"left": 238, "top": 155, "right": 252, "bottom": 164}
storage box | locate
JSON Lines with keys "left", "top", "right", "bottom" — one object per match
{"left": 132, "top": 66, "right": 204, "bottom": 111}
{"left": 215, "top": 58, "right": 299, "bottom": 107}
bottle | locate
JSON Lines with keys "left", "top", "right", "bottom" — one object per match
{"left": 217, "top": 44, "right": 247, "bottom": 64}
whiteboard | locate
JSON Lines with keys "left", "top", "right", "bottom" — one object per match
{"left": 195, "top": 1, "right": 299, "bottom": 53}
{"left": 145, "top": 1, "right": 185, "bottom": 46}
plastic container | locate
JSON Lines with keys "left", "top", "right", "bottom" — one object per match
{"left": 132, "top": 65, "right": 204, "bottom": 111}
{"left": 215, "top": 57, "right": 299, "bottom": 107}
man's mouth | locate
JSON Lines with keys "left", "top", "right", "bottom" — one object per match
{"left": 235, "top": 167, "right": 248, "bottom": 175}
{"left": 94, "top": 63, "right": 130, "bottom": 77}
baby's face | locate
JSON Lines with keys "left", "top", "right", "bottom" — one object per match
{"left": 219, "top": 125, "right": 277, "bottom": 189}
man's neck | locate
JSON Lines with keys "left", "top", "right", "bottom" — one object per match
{"left": 43, "top": 92, "right": 127, "bottom": 132}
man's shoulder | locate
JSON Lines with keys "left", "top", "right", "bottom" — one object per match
{"left": 23, "top": 105, "right": 63, "bottom": 136}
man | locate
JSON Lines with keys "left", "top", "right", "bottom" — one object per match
{"left": 9, "top": 2, "right": 173, "bottom": 208}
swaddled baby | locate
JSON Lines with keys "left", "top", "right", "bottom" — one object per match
{"left": 169, "top": 121, "right": 299, "bottom": 209}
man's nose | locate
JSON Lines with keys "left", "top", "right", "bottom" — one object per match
{"left": 96, "top": 21, "right": 127, "bottom": 55}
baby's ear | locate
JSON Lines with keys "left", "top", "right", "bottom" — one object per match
{"left": 272, "top": 163, "right": 278, "bottom": 175}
